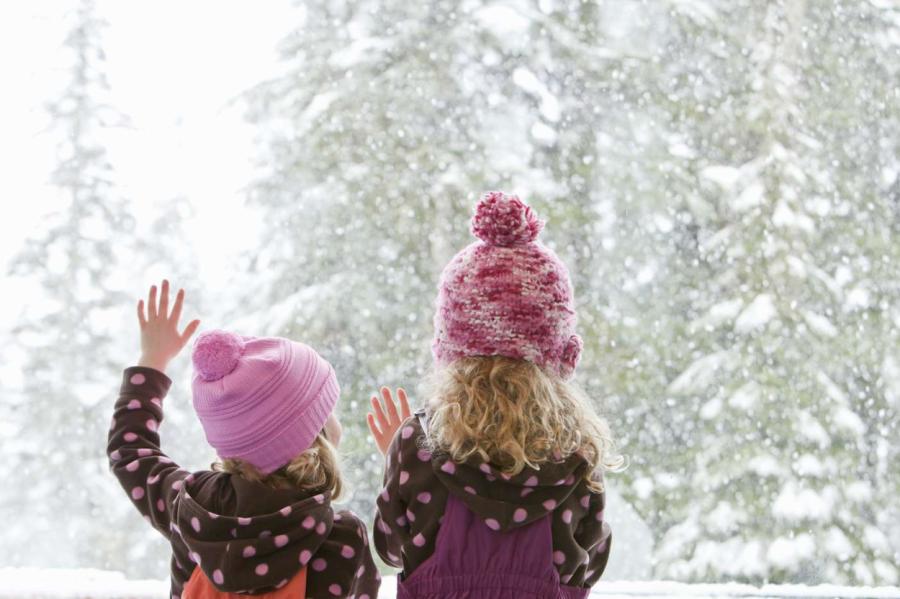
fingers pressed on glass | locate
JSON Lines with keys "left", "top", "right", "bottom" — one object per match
{"left": 383, "top": 387, "right": 399, "bottom": 422}
{"left": 371, "top": 395, "right": 388, "bottom": 427}
{"left": 170, "top": 288, "right": 185, "bottom": 325}
{"left": 159, "top": 279, "right": 170, "bottom": 318}
{"left": 148, "top": 285, "right": 158, "bottom": 319}
{"left": 397, "top": 388, "right": 411, "bottom": 418}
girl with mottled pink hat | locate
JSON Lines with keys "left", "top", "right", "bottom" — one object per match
{"left": 367, "top": 192, "right": 624, "bottom": 599}
{"left": 107, "top": 280, "right": 380, "bottom": 599}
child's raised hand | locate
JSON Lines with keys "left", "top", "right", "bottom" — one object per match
{"left": 367, "top": 387, "right": 412, "bottom": 457}
{"left": 136, "top": 279, "right": 201, "bottom": 374}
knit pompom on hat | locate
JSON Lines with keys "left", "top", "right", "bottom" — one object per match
{"left": 432, "top": 191, "right": 582, "bottom": 378}
{"left": 190, "top": 330, "right": 340, "bottom": 474}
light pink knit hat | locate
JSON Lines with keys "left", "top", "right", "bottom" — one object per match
{"left": 432, "top": 191, "right": 583, "bottom": 378}
{"left": 190, "top": 330, "right": 339, "bottom": 474}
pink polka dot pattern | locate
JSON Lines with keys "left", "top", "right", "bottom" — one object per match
{"left": 521, "top": 488, "right": 534, "bottom": 497}
{"left": 465, "top": 485, "right": 477, "bottom": 494}
{"left": 312, "top": 558, "right": 327, "bottom": 571}
{"left": 150, "top": 397, "right": 162, "bottom": 408}
{"left": 212, "top": 570, "right": 224, "bottom": 584}
{"left": 110, "top": 449, "right": 121, "bottom": 461}
{"left": 314, "top": 494, "right": 325, "bottom": 504}
{"left": 440, "top": 461, "right": 456, "bottom": 474}
{"left": 413, "top": 533, "right": 426, "bottom": 546}
{"left": 127, "top": 399, "right": 141, "bottom": 410}
{"left": 131, "top": 487, "right": 144, "bottom": 500}
{"left": 130, "top": 373, "right": 146, "bottom": 385}
{"left": 243, "top": 546, "right": 256, "bottom": 558}
{"left": 513, "top": 508, "right": 528, "bottom": 522}
{"left": 395, "top": 515, "right": 407, "bottom": 526}
{"left": 275, "top": 534, "right": 289, "bottom": 547}
{"left": 137, "top": 448, "right": 153, "bottom": 457}
{"left": 406, "top": 509, "right": 416, "bottom": 522}
{"left": 280, "top": 506, "right": 292, "bottom": 516}
{"left": 315, "top": 521, "right": 327, "bottom": 534}
{"left": 123, "top": 432, "right": 138, "bottom": 442}
{"left": 191, "top": 517, "right": 201, "bottom": 532}
{"left": 485, "top": 518, "right": 500, "bottom": 530}
{"left": 525, "top": 475, "right": 538, "bottom": 486}
{"left": 299, "top": 549, "right": 312, "bottom": 564}
{"left": 302, "top": 516, "right": 315, "bottom": 529}
{"left": 479, "top": 463, "right": 492, "bottom": 474}
{"left": 399, "top": 471, "right": 410, "bottom": 485}
{"left": 147, "top": 473, "right": 160, "bottom": 484}
{"left": 146, "top": 419, "right": 158, "bottom": 432}
{"left": 329, "top": 584, "right": 342, "bottom": 596}
{"left": 562, "top": 509, "right": 573, "bottom": 524}
{"left": 255, "top": 563, "right": 268, "bottom": 576}
{"left": 554, "top": 550, "right": 566, "bottom": 565}
{"left": 156, "top": 499, "right": 165, "bottom": 512}
{"left": 401, "top": 426, "right": 414, "bottom": 439}
{"left": 126, "top": 461, "right": 139, "bottom": 472}
{"left": 416, "top": 491, "right": 432, "bottom": 504}
{"left": 238, "top": 516, "right": 251, "bottom": 526}
{"left": 543, "top": 499, "right": 557, "bottom": 510}
{"left": 380, "top": 489, "right": 390, "bottom": 501}
{"left": 417, "top": 449, "right": 432, "bottom": 462}
{"left": 581, "top": 495, "right": 590, "bottom": 508}
{"left": 341, "top": 545, "right": 355, "bottom": 558}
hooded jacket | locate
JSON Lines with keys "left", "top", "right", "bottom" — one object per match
{"left": 108, "top": 366, "right": 380, "bottom": 599}
{"left": 374, "top": 409, "right": 611, "bottom": 587}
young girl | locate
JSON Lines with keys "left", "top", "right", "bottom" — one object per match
{"left": 368, "top": 192, "right": 622, "bottom": 598}
{"left": 108, "top": 280, "right": 380, "bottom": 599}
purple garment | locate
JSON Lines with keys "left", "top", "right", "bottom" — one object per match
{"left": 397, "top": 492, "right": 590, "bottom": 599}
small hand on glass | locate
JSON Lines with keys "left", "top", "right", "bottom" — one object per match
{"left": 367, "top": 387, "right": 412, "bottom": 457}
{"left": 136, "top": 279, "right": 201, "bottom": 373}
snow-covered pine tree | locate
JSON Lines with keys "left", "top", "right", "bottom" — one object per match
{"left": 654, "top": 0, "right": 899, "bottom": 584}
{"left": 2, "top": 0, "right": 140, "bottom": 569}
{"left": 241, "top": 0, "right": 553, "bottom": 517}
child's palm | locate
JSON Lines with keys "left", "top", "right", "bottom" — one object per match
{"left": 137, "top": 279, "right": 200, "bottom": 372}
{"left": 367, "top": 387, "right": 412, "bottom": 456}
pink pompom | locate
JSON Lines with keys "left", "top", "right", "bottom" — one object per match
{"left": 470, "top": 191, "right": 544, "bottom": 247}
{"left": 192, "top": 330, "right": 245, "bottom": 381}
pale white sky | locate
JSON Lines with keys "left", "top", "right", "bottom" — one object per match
{"left": 0, "top": 0, "right": 299, "bottom": 303}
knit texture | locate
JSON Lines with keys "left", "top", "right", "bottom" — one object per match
{"left": 432, "top": 191, "right": 582, "bottom": 378}
{"left": 191, "top": 331, "right": 339, "bottom": 474}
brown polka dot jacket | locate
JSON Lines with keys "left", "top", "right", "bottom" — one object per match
{"left": 374, "top": 409, "right": 611, "bottom": 588}
{"left": 107, "top": 367, "right": 380, "bottom": 599}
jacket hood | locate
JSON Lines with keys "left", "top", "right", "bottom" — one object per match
{"left": 426, "top": 422, "right": 591, "bottom": 531}
{"left": 172, "top": 474, "right": 333, "bottom": 594}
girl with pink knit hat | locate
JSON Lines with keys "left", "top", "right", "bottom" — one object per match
{"left": 108, "top": 280, "right": 379, "bottom": 599}
{"left": 367, "top": 192, "right": 623, "bottom": 598}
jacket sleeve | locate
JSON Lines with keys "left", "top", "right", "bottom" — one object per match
{"left": 107, "top": 366, "right": 192, "bottom": 541}
{"left": 372, "top": 417, "right": 416, "bottom": 568}
{"left": 307, "top": 510, "right": 381, "bottom": 599}
{"left": 574, "top": 480, "right": 612, "bottom": 586}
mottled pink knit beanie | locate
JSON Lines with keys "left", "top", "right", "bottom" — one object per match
{"left": 432, "top": 191, "right": 583, "bottom": 378}
{"left": 191, "top": 330, "right": 339, "bottom": 474}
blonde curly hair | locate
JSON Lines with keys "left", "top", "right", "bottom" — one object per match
{"left": 213, "top": 431, "right": 344, "bottom": 500}
{"left": 423, "top": 356, "right": 624, "bottom": 493}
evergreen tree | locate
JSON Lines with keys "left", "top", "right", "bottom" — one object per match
{"left": 2, "top": 0, "right": 138, "bottom": 568}
{"left": 649, "top": 0, "right": 900, "bottom": 584}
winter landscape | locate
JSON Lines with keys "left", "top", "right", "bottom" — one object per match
{"left": 1, "top": 0, "right": 899, "bottom": 597}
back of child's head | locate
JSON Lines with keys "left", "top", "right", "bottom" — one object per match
{"left": 191, "top": 330, "right": 345, "bottom": 498}
{"left": 427, "top": 192, "right": 623, "bottom": 489}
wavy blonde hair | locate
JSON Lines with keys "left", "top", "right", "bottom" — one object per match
{"left": 213, "top": 432, "right": 344, "bottom": 501}
{"left": 423, "top": 356, "right": 624, "bottom": 493}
